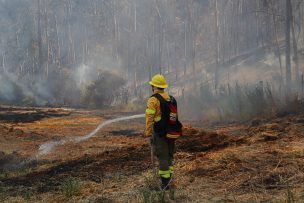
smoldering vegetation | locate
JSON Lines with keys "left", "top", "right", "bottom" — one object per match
{"left": 180, "top": 81, "right": 304, "bottom": 124}
{"left": 0, "top": 0, "right": 127, "bottom": 107}
{"left": 0, "top": 0, "right": 304, "bottom": 122}
{"left": 179, "top": 52, "right": 304, "bottom": 123}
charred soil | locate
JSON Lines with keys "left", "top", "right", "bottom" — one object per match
{"left": 0, "top": 107, "right": 304, "bottom": 202}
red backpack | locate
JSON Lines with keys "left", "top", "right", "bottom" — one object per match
{"left": 152, "top": 93, "right": 183, "bottom": 140}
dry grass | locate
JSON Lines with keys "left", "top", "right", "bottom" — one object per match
{"left": 1, "top": 107, "right": 304, "bottom": 202}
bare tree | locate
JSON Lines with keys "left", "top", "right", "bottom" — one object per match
{"left": 285, "top": 0, "right": 292, "bottom": 90}
{"left": 290, "top": 2, "right": 299, "bottom": 85}
{"left": 214, "top": 0, "right": 219, "bottom": 89}
{"left": 37, "top": 0, "right": 43, "bottom": 74}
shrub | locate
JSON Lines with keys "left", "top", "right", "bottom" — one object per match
{"left": 80, "top": 71, "right": 125, "bottom": 108}
{"left": 61, "top": 177, "right": 82, "bottom": 197}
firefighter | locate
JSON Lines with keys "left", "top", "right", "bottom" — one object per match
{"left": 145, "top": 74, "right": 182, "bottom": 190}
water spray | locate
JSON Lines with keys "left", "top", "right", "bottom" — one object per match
{"left": 38, "top": 114, "right": 145, "bottom": 156}
{"left": 15, "top": 114, "right": 145, "bottom": 169}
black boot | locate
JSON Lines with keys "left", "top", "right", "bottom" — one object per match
{"left": 161, "top": 177, "right": 170, "bottom": 190}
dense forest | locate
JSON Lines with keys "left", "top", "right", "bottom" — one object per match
{"left": 1, "top": 0, "right": 304, "bottom": 120}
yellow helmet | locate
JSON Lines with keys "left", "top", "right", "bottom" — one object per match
{"left": 149, "top": 74, "right": 168, "bottom": 89}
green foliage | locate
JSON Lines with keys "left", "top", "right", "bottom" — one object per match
{"left": 61, "top": 177, "right": 82, "bottom": 197}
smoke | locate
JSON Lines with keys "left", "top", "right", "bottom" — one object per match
{"left": 0, "top": 0, "right": 127, "bottom": 107}
{"left": 178, "top": 50, "right": 300, "bottom": 123}
{"left": 0, "top": 0, "right": 303, "bottom": 124}
{"left": 0, "top": 70, "right": 58, "bottom": 106}
{"left": 0, "top": 73, "right": 21, "bottom": 101}
{"left": 74, "top": 64, "right": 98, "bottom": 88}
{"left": 73, "top": 56, "right": 122, "bottom": 85}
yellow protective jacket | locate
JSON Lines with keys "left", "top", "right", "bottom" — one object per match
{"left": 145, "top": 89, "right": 170, "bottom": 137}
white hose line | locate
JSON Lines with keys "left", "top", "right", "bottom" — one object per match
{"left": 38, "top": 114, "right": 145, "bottom": 156}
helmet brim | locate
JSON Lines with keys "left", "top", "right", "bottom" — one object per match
{"left": 149, "top": 81, "right": 168, "bottom": 89}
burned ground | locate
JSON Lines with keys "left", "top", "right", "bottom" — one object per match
{"left": 1, "top": 129, "right": 237, "bottom": 197}
{"left": 0, "top": 107, "right": 304, "bottom": 202}
{"left": 1, "top": 146, "right": 150, "bottom": 195}
{"left": 0, "top": 106, "right": 72, "bottom": 123}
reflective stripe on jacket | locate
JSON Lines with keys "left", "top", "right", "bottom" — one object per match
{"left": 145, "top": 89, "right": 170, "bottom": 137}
